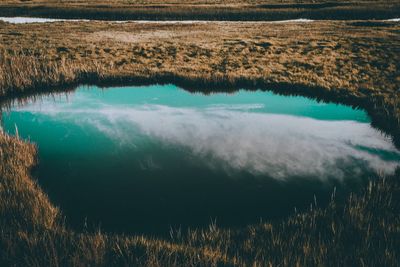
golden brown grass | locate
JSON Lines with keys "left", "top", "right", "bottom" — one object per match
{"left": 1, "top": 20, "right": 399, "bottom": 93}
{"left": 0, "top": 20, "right": 400, "bottom": 266}
{"left": 0, "top": 132, "right": 58, "bottom": 231}
{"left": 0, "top": 0, "right": 399, "bottom": 20}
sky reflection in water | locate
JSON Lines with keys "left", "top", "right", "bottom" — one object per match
{"left": 2, "top": 84, "right": 399, "bottom": 234}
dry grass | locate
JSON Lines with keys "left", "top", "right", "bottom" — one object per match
{"left": 0, "top": 0, "right": 399, "bottom": 20}
{"left": 1, "top": 20, "right": 399, "bottom": 93}
{"left": 0, "top": 132, "right": 58, "bottom": 231}
{"left": 0, "top": 20, "right": 400, "bottom": 266}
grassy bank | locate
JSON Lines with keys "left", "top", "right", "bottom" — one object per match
{"left": 0, "top": 20, "right": 400, "bottom": 266}
{"left": 0, "top": 0, "right": 399, "bottom": 20}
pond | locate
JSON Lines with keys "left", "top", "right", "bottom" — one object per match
{"left": 2, "top": 84, "right": 399, "bottom": 235}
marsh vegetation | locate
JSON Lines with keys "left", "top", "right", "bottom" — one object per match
{"left": 0, "top": 17, "right": 399, "bottom": 267}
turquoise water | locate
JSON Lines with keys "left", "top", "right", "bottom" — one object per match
{"left": 2, "top": 84, "right": 399, "bottom": 234}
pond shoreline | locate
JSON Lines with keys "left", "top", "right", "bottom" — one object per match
{"left": 4, "top": 84, "right": 395, "bottom": 235}
{"left": 1, "top": 87, "right": 399, "bottom": 265}
{"left": 2, "top": 73, "right": 399, "bottom": 149}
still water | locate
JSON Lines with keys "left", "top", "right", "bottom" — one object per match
{"left": 2, "top": 84, "right": 399, "bottom": 234}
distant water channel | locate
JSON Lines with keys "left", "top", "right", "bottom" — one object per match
{"left": 0, "top": 17, "right": 399, "bottom": 24}
{"left": 2, "top": 85, "right": 400, "bottom": 235}
{"left": 0, "top": 16, "right": 314, "bottom": 24}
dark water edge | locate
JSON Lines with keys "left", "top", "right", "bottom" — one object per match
{"left": 37, "top": 167, "right": 373, "bottom": 236}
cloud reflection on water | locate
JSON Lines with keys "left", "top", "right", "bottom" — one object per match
{"left": 16, "top": 99, "right": 400, "bottom": 181}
